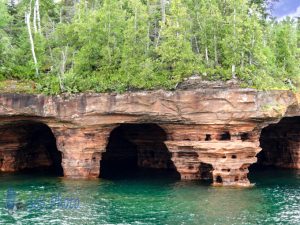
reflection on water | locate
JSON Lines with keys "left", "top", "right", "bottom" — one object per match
{"left": 0, "top": 169, "right": 299, "bottom": 225}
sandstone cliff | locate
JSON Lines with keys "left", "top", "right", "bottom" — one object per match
{"left": 0, "top": 87, "right": 299, "bottom": 186}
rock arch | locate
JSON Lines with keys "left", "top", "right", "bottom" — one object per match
{"left": 100, "top": 123, "right": 180, "bottom": 179}
{"left": 0, "top": 120, "right": 63, "bottom": 176}
{"left": 255, "top": 116, "right": 300, "bottom": 169}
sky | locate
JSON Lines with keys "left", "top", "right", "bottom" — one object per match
{"left": 272, "top": 0, "right": 300, "bottom": 19}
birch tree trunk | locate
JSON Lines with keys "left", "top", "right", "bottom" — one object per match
{"left": 161, "top": 0, "right": 166, "bottom": 24}
{"left": 25, "top": 0, "right": 39, "bottom": 76}
{"left": 156, "top": 0, "right": 166, "bottom": 48}
{"left": 232, "top": 64, "right": 236, "bottom": 78}
{"left": 33, "top": 0, "right": 37, "bottom": 33}
{"left": 36, "top": 0, "right": 41, "bottom": 34}
{"left": 241, "top": 52, "right": 244, "bottom": 69}
{"left": 59, "top": 47, "right": 68, "bottom": 92}
{"left": 205, "top": 47, "right": 209, "bottom": 63}
{"left": 33, "top": 0, "right": 41, "bottom": 33}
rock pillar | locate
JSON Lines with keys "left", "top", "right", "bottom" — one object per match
{"left": 166, "top": 140, "right": 261, "bottom": 186}
{"left": 53, "top": 127, "right": 112, "bottom": 178}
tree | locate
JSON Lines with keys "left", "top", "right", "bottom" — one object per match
{"left": 119, "top": 0, "right": 154, "bottom": 89}
{"left": 274, "top": 19, "right": 298, "bottom": 79}
{"left": 0, "top": 0, "right": 298, "bottom": 93}
{"left": 155, "top": 0, "right": 195, "bottom": 85}
{"left": 25, "top": 0, "right": 39, "bottom": 76}
{"left": 0, "top": 0, "right": 12, "bottom": 76}
{"left": 249, "top": 0, "right": 279, "bottom": 18}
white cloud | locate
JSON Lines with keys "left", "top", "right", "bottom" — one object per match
{"left": 279, "top": 6, "right": 300, "bottom": 20}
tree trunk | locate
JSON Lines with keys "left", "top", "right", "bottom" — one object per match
{"left": 25, "top": 0, "right": 39, "bottom": 76}
{"left": 241, "top": 52, "right": 244, "bottom": 69}
{"left": 232, "top": 64, "right": 236, "bottom": 79}
{"left": 36, "top": 0, "right": 41, "bottom": 34}
{"left": 161, "top": 0, "right": 166, "bottom": 24}
{"left": 214, "top": 33, "right": 218, "bottom": 65}
{"left": 59, "top": 47, "right": 68, "bottom": 92}
{"left": 194, "top": 35, "right": 200, "bottom": 54}
{"left": 155, "top": 29, "right": 161, "bottom": 48}
{"left": 33, "top": 0, "right": 37, "bottom": 33}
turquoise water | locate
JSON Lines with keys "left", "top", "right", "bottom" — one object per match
{"left": 0, "top": 169, "right": 299, "bottom": 225}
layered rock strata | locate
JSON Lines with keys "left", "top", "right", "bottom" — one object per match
{"left": 0, "top": 87, "right": 299, "bottom": 186}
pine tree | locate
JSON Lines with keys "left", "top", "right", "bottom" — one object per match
{"left": 120, "top": 0, "right": 154, "bottom": 89}
{"left": 61, "top": 0, "right": 127, "bottom": 91}
{"left": 155, "top": 0, "right": 195, "bottom": 85}
{"left": 0, "top": 0, "right": 298, "bottom": 93}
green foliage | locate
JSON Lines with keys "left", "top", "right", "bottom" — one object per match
{"left": 0, "top": 0, "right": 298, "bottom": 94}
{"left": 0, "top": 0, "right": 12, "bottom": 76}
{"left": 155, "top": 0, "right": 195, "bottom": 84}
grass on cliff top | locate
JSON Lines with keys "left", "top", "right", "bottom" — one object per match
{"left": 0, "top": 80, "right": 39, "bottom": 94}
{"left": 0, "top": 75, "right": 298, "bottom": 96}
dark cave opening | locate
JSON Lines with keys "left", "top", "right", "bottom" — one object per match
{"left": 0, "top": 121, "right": 63, "bottom": 176}
{"left": 252, "top": 117, "right": 300, "bottom": 171}
{"left": 216, "top": 176, "right": 223, "bottom": 184}
{"left": 100, "top": 124, "right": 180, "bottom": 180}
{"left": 199, "top": 163, "right": 213, "bottom": 180}
{"left": 220, "top": 131, "right": 231, "bottom": 141}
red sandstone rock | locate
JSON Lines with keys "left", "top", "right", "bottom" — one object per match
{"left": 0, "top": 87, "right": 298, "bottom": 187}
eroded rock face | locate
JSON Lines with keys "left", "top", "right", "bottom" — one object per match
{"left": 0, "top": 87, "right": 299, "bottom": 186}
{"left": 100, "top": 124, "right": 179, "bottom": 179}
{"left": 0, "top": 121, "right": 62, "bottom": 175}
{"left": 258, "top": 117, "right": 300, "bottom": 169}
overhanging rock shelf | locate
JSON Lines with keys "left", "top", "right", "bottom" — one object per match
{"left": 0, "top": 87, "right": 299, "bottom": 187}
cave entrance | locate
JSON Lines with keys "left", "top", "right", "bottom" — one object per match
{"left": 0, "top": 121, "right": 63, "bottom": 176}
{"left": 199, "top": 163, "right": 213, "bottom": 181}
{"left": 100, "top": 124, "right": 180, "bottom": 180}
{"left": 254, "top": 117, "right": 300, "bottom": 170}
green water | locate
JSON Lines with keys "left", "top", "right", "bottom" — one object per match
{"left": 0, "top": 169, "right": 299, "bottom": 225}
